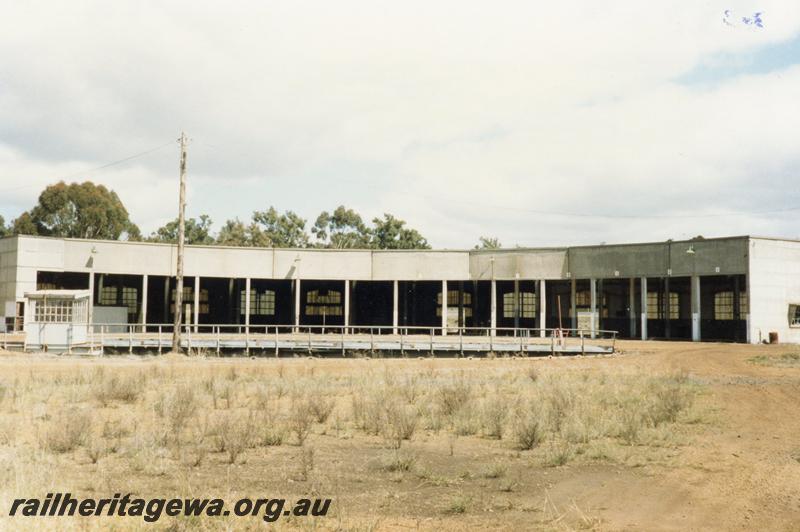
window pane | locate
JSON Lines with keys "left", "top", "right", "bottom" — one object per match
{"left": 790, "top": 305, "right": 800, "bottom": 326}
{"left": 99, "top": 286, "right": 117, "bottom": 305}
{"left": 305, "top": 290, "right": 342, "bottom": 317}
{"left": 715, "top": 291, "right": 734, "bottom": 320}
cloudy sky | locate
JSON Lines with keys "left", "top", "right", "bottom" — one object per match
{"left": 1, "top": 1, "right": 799, "bottom": 248}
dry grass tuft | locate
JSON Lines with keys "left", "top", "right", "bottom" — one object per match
{"left": 40, "top": 408, "right": 92, "bottom": 453}
{"left": 511, "top": 400, "right": 545, "bottom": 450}
{"left": 154, "top": 383, "right": 198, "bottom": 441}
{"left": 0, "top": 353, "right": 710, "bottom": 529}
{"left": 92, "top": 372, "right": 144, "bottom": 406}
{"left": 289, "top": 398, "right": 315, "bottom": 446}
{"left": 381, "top": 450, "right": 417, "bottom": 472}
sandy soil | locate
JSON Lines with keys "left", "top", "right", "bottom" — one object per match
{"left": 0, "top": 341, "right": 798, "bottom": 531}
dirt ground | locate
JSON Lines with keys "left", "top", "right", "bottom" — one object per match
{"left": 0, "top": 340, "right": 799, "bottom": 531}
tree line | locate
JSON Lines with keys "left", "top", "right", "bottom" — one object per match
{"left": 0, "top": 181, "right": 504, "bottom": 249}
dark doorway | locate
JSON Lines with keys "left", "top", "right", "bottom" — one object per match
{"left": 545, "top": 280, "right": 572, "bottom": 330}
{"left": 397, "top": 281, "right": 441, "bottom": 331}
{"left": 93, "top": 273, "right": 144, "bottom": 324}
{"left": 199, "top": 277, "right": 244, "bottom": 331}
{"left": 300, "top": 280, "right": 346, "bottom": 328}
{"left": 350, "top": 281, "right": 393, "bottom": 331}
{"left": 470, "top": 281, "right": 492, "bottom": 331}
{"left": 700, "top": 274, "right": 747, "bottom": 342}
{"left": 144, "top": 276, "right": 196, "bottom": 331}
{"left": 247, "top": 279, "right": 294, "bottom": 329}
{"left": 644, "top": 276, "right": 691, "bottom": 340}
{"left": 37, "top": 271, "right": 89, "bottom": 290}
{"left": 598, "top": 278, "right": 636, "bottom": 338}
{"left": 494, "top": 280, "right": 537, "bottom": 334}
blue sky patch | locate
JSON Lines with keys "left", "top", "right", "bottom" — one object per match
{"left": 678, "top": 33, "right": 800, "bottom": 87}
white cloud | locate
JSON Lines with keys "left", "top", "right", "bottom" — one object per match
{"left": 1, "top": 1, "right": 799, "bottom": 245}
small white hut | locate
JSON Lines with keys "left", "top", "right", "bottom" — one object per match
{"left": 24, "top": 290, "right": 91, "bottom": 352}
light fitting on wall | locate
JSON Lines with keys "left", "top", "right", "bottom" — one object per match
{"left": 686, "top": 245, "right": 695, "bottom": 255}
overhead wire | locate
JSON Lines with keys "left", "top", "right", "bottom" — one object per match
{"left": 0, "top": 139, "right": 176, "bottom": 194}
{"left": 3, "top": 137, "right": 796, "bottom": 222}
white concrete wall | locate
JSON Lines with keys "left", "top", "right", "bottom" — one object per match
{"left": 7, "top": 234, "right": 800, "bottom": 344}
{"left": 372, "top": 251, "right": 470, "bottom": 280}
{"left": 274, "top": 249, "right": 372, "bottom": 280}
{"left": 15, "top": 237, "right": 65, "bottom": 301}
{"left": 0, "top": 237, "right": 18, "bottom": 323}
{"left": 62, "top": 239, "right": 169, "bottom": 275}
{"left": 185, "top": 246, "right": 273, "bottom": 279}
{"left": 469, "top": 250, "right": 567, "bottom": 280}
{"left": 748, "top": 237, "right": 800, "bottom": 344}
{"left": 8, "top": 235, "right": 756, "bottom": 287}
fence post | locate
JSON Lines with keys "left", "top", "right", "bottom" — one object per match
{"left": 100, "top": 326, "right": 105, "bottom": 356}
{"left": 341, "top": 326, "right": 345, "bottom": 357}
{"left": 216, "top": 326, "right": 221, "bottom": 356}
{"left": 308, "top": 328, "right": 312, "bottom": 354}
{"left": 158, "top": 325, "right": 162, "bottom": 354}
{"left": 430, "top": 328, "right": 434, "bottom": 356}
{"left": 459, "top": 328, "right": 463, "bottom": 357}
{"left": 275, "top": 327, "right": 279, "bottom": 357}
{"left": 580, "top": 330, "right": 585, "bottom": 356}
{"left": 370, "top": 327, "right": 374, "bottom": 355}
{"left": 520, "top": 331, "right": 524, "bottom": 356}
{"left": 550, "top": 331, "right": 555, "bottom": 356}
{"left": 188, "top": 325, "right": 192, "bottom": 355}
{"left": 399, "top": 329, "right": 404, "bottom": 357}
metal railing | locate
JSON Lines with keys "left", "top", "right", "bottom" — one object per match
{"left": 75, "top": 322, "right": 617, "bottom": 356}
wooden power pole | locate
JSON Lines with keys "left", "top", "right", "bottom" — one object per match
{"left": 171, "top": 132, "right": 188, "bottom": 352}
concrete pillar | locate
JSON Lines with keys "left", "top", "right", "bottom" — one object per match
{"left": 441, "top": 280, "right": 448, "bottom": 336}
{"left": 664, "top": 277, "right": 671, "bottom": 339}
{"left": 294, "top": 279, "right": 301, "bottom": 331}
{"left": 141, "top": 274, "right": 148, "bottom": 329}
{"left": 88, "top": 271, "right": 95, "bottom": 325}
{"left": 471, "top": 281, "right": 479, "bottom": 330}
{"left": 640, "top": 277, "right": 648, "bottom": 340}
{"left": 745, "top": 272, "right": 752, "bottom": 343}
{"left": 733, "top": 275, "right": 743, "bottom": 342}
{"left": 539, "top": 279, "right": 546, "bottom": 338}
{"left": 392, "top": 280, "right": 399, "bottom": 334}
{"left": 570, "top": 278, "right": 577, "bottom": 330}
{"left": 228, "top": 278, "right": 235, "bottom": 324}
{"left": 628, "top": 277, "right": 636, "bottom": 338}
{"left": 344, "top": 280, "right": 350, "bottom": 334}
{"left": 490, "top": 280, "right": 497, "bottom": 336}
{"left": 590, "top": 278, "right": 597, "bottom": 339}
{"left": 457, "top": 281, "right": 464, "bottom": 330}
{"left": 193, "top": 276, "right": 200, "bottom": 332}
{"left": 513, "top": 276, "right": 520, "bottom": 330}
{"left": 691, "top": 275, "right": 701, "bottom": 342}
{"left": 244, "top": 278, "right": 251, "bottom": 328}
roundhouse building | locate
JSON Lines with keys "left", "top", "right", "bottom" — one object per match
{"left": 1, "top": 234, "right": 799, "bottom": 344}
